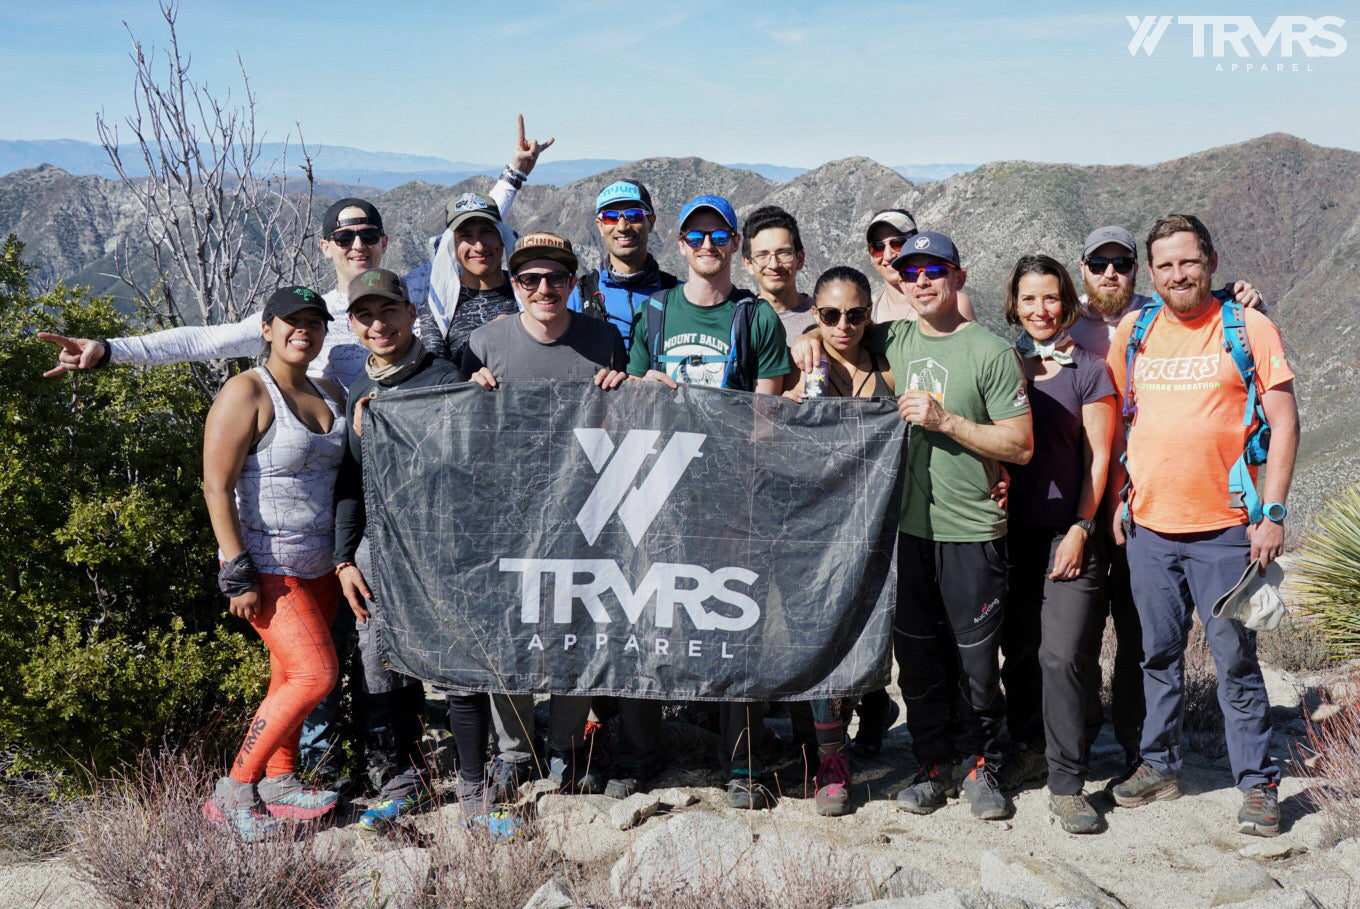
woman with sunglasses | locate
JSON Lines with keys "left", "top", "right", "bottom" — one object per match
{"left": 201, "top": 287, "right": 348, "bottom": 841}
{"left": 783, "top": 266, "right": 894, "bottom": 816}
{"left": 865, "top": 209, "right": 976, "bottom": 324}
{"left": 997, "top": 255, "right": 1116, "bottom": 835}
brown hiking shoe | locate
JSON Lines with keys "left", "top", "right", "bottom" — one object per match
{"left": 1111, "top": 761, "right": 1180, "bottom": 807}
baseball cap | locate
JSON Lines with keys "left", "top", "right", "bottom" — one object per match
{"left": 596, "top": 179, "right": 654, "bottom": 213}
{"left": 262, "top": 286, "right": 332, "bottom": 322}
{"left": 866, "top": 209, "right": 918, "bottom": 243}
{"left": 508, "top": 232, "right": 579, "bottom": 275}
{"left": 445, "top": 192, "right": 503, "bottom": 231}
{"left": 346, "top": 268, "right": 409, "bottom": 311}
{"left": 891, "top": 231, "right": 961, "bottom": 269}
{"left": 1211, "top": 560, "right": 1286, "bottom": 632}
{"left": 678, "top": 194, "right": 738, "bottom": 231}
{"left": 1082, "top": 226, "right": 1137, "bottom": 260}
{"left": 322, "top": 198, "right": 383, "bottom": 238}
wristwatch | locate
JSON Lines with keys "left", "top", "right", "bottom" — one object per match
{"left": 1073, "top": 519, "right": 1095, "bottom": 536}
{"left": 1264, "top": 502, "right": 1288, "bottom": 523}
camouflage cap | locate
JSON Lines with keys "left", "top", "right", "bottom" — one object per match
{"left": 346, "top": 268, "right": 409, "bottom": 311}
{"left": 445, "top": 192, "right": 503, "bottom": 231}
{"left": 508, "top": 232, "right": 579, "bottom": 275}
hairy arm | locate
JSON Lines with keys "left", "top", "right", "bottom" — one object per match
{"left": 1250, "top": 380, "right": 1300, "bottom": 568}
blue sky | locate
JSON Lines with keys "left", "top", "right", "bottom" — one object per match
{"left": 1, "top": 0, "right": 1356, "bottom": 167}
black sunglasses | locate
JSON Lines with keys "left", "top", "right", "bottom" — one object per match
{"left": 329, "top": 227, "right": 384, "bottom": 247}
{"left": 815, "top": 306, "right": 870, "bottom": 327}
{"left": 867, "top": 232, "right": 915, "bottom": 256}
{"left": 514, "top": 271, "right": 573, "bottom": 291}
{"left": 1085, "top": 256, "right": 1136, "bottom": 275}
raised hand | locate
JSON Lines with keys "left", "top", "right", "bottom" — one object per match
{"left": 37, "top": 332, "right": 105, "bottom": 377}
{"left": 511, "top": 114, "right": 555, "bottom": 176}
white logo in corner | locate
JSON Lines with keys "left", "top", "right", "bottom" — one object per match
{"left": 913, "top": 236, "right": 930, "bottom": 250}
{"left": 574, "top": 429, "right": 706, "bottom": 545}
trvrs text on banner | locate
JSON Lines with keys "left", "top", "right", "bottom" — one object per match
{"left": 362, "top": 380, "right": 906, "bottom": 701}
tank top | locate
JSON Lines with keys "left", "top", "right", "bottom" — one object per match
{"left": 231, "top": 366, "right": 345, "bottom": 578}
{"left": 826, "top": 350, "right": 894, "bottom": 398}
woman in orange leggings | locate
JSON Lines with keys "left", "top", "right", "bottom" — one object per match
{"left": 201, "top": 287, "right": 347, "bottom": 840}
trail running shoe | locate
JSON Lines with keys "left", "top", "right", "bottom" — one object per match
{"left": 357, "top": 791, "right": 438, "bottom": 833}
{"left": 960, "top": 757, "right": 1013, "bottom": 821}
{"left": 725, "top": 775, "right": 773, "bottom": 810}
{"left": 996, "top": 745, "right": 1049, "bottom": 792}
{"left": 814, "top": 752, "right": 852, "bottom": 817}
{"left": 262, "top": 787, "right": 339, "bottom": 821}
{"left": 1050, "top": 791, "right": 1101, "bottom": 834}
{"left": 202, "top": 799, "right": 283, "bottom": 842}
{"left": 895, "top": 762, "right": 957, "bottom": 814}
{"left": 548, "top": 749, "right": 604, "bottom": 794}
{"left": 487, "top": 757, "right": 535, "bottom": 805}
{"left": 1111, "top": 761, "right": 1181, "bottom": 808}
{"left": 1238, "top": 782, "right": 1281, "bottom": 837}
{"left": 463, "top": 807, "right": 524, "bottom": 844}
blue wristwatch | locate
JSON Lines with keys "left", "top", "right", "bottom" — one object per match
{"left": 1264, "top": 502, "right": 1287, "bottom": 523}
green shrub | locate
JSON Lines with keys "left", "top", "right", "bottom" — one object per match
{"left": 1295, "top": 483, "right": 1360, "bottom": 660}
{"left": 0, "top": 235, "right": 266, "bottom": 779}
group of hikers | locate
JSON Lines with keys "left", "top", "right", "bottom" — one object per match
{"left": 38, "top": 119, "right": 1298, "bottom": 845}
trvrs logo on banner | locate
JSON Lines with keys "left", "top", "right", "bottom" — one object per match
{"left": 1127, "top": 16, "right": 1346, "bottom": 72}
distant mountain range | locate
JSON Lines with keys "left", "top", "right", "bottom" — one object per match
{"left": 0, "top": 139, "right": 975, "bottom": 189}
{"left": 1, "top": 133, "right": 1356, "bottom": 534}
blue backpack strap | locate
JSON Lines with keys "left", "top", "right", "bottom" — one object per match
{"left": 1122, "top": 300, "right": 1163, "bottom": 420}
{"left": 721, "top": 291, "right": 761, "bottom": 391}
{"left": 1215, "top": 291, "right": 1270, "bottom": 522}
{"left": 645, "top": 289, "right": 668, "bottom": 374}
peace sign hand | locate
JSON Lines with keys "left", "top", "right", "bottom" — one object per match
{"left": 511, "top": 114, "right": 555, "bottom": 176}
{"left": 37, "top": 332, "right": 106, "bottom": 377}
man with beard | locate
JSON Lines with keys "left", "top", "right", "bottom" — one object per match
{"left": 568, "top": 179, "right": 679, "bottom": 346}
{"left": 1000, "top": 227, "right": 1265, "bottom": 794}
{"left": 1107, "top": 215, "right": 1296, "bottom": 837}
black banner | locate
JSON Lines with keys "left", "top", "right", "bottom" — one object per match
{"left": 363, "top": 380, "right": 906, "bottom": 701}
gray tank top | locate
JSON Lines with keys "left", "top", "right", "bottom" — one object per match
{"left": 231, "top": 366, "right": 345, "bottom": 578}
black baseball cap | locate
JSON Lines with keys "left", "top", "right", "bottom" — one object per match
{"left": 262, "top": 286, "right": 332, "bottom": 322}
{"left": 346, "top": 268, "right": 409, "bottom": 311}
{"left": 322, "top": 198, "right": 384, "bottom": 238}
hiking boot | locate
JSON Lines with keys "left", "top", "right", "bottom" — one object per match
{"left": 202, "top": 799, "right": 284, "bottom": 842}
{"left": 1049, "top": 791, "right": 1101, "bottom": 834}
{"left": 996, "top": 745, "right": 1049, "bottom": 792}
{"left": 1111, "top": 761, "right": 1180, "bottom": 807}
{"left": 960, "top": 757, "right": 1013, "bottom": 821}
{"left": 895, "top": 762, "right": 958, "bottom": 815}
{"left": 1238, "top": 782, "right": 1281, "bottom": 838}
{"left": 549, "top": 749, "right": 604, "bottom": 794}
{"left": 487, "top": 757, "right": 535, "bottom": 805}
{"left": 453, "top": 773, "right": 489, "bottom": 813}
{"left": 852, "top": 697, "right": 900, "bottom": 759}
{"left": 814, "top": 752, "right": 852, "bottom": 817}
{"left": 725, "top": 775, "right": 773, "bottom": 810}
{"left": 603, "top": 763, "right": 651, "bottom": 800}
{"left": 356, "top": 790, "right": 438, "bottom": 833}
{"left": 256, "top": 772, "right": 338, "bottom": 821}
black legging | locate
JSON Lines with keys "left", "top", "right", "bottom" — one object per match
{"left": 446, "top": 692, "right": 492, "bottom": 784}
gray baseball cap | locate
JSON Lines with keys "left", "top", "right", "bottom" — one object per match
{"left": 1082, "top": 226, "right": 1137, "bottom": 259}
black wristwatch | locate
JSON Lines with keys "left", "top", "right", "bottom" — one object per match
{"left": 1073, "top": 518, "right": 1095, "bottom": 536}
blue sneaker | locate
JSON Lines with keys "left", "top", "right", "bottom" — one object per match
{"left": 357, "top": 791, "right": 438, "bottom": 832}
{"left": 549, "top": 749, "right": 603, "bottom": 794}
{"left": 463, "top": 807, "right": 524, "bottom": 844}
{"left": 203, "top": 798, "right": 283, "bottom": 842}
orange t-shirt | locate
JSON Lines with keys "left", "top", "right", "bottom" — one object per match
{"left": 1107, "top": 303, "right": 1293, "bottom": 534}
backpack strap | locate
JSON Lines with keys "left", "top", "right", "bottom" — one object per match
{"left": 1121, "top": 300, "right": 1163, "bottom": 421}
{"left": 721, "top": 290, "right": 761, "bottom": 392}
{"left": 645, "top": 289, "right": 668, "bottom": 375}
{"left": 1216, "top": 291, "right": 1270, "bottom": 522}
{"left": 578, "top": 270, "right": 607, "bottom": 321}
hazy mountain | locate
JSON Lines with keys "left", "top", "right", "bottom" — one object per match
{"left": 2, "top": 133, "right": 1355, "bottom": 532}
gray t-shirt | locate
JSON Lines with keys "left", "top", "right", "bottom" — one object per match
{"left": 775, "top": 294, "right": 816, "bottom": 347}
{"left": 463, "top": 311, "right": 627, "bottom": 379}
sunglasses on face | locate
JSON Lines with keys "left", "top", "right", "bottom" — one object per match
{"left": 682, "top": 229, "right": 732, "bottom": 248}
{"left": 867, "top": 233, "right": 915, "bottom": 256}
{"left": 1085, "top": 256, "right": 1136, "bottom": 275}
{"left": 815, "top": 306, "right": 870, "bottom": 327}
{"left": 598, "top": 208, "right": 649, "bottom": 226}
{"left": 514, "top": 271, "right": 573, "bottom": 291}
{"left": 329, "top": 227, "right": 383, "bottom": 247}
{"left": 899, "top": 263, "right": 956, "bottom": 282}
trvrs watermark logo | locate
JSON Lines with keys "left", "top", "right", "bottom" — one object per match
{"left": 499, "top": 428, "right": 760, "bottom": 658}
{"left": 1127, "top": 16, "right": 1346, "bottom": 72}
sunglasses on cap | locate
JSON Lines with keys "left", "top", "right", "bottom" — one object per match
{"left": 815, "top": 306, "right": 870, "bottom": 327}
{"left": 1085, "top": 255, "right": 1136, "bottom": 275}
{"left": 329, "top": 227, "right": 383, "bottom": 246}
{"left": 899, "top": 263, "right": 957, "bottom": 281}
{"left": 598, "top": 208, "right": 649, "bottom": 226}
{"left": 867, "top": 232, "right": 916, "bottom": 256}
{"left": 682, "top": 229, "right": 732, "bottom": 248}
{"left": 513, "top": 271, "right": 573, "bottom": 291}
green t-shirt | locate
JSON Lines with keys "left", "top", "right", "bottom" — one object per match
{"left": 626, "top": 285, "right": 791, "bottom": 388}
{"left": 866, "top": 320, "right": 1031, "bottom": 542}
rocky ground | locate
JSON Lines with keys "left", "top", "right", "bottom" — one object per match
{"left": 2, "top": 662, "right": 1356, "bottom": 909}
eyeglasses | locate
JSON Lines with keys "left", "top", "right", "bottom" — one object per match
{"left": 749, "top": 248, "right": 798, "bottom": 266}
{"left": 682, "top": 229, "right": 732, "bottom": 248}
{"left": 1085, "top": 256, "right": 1136, "bottom": 275}
{"left": 513, "top": 271, "right": 573, "bottom": 291}
{"left": 329, "top": 227, "right": 383, "bottom": 247}
{"left": 598, "top": 208, "right": 649, "bottom": 226}
{"left": 899, "top": 263, "right": 956, "bottom": 282}
{"left": 867, "top": 233, "right": 915, "bottom": 256}
{"left": 815, "top": 306, "right": 870, "bottom": 327}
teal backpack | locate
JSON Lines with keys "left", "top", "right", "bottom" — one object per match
{"left": 1121, "top": 288, "right": 1271, "bottom": 522}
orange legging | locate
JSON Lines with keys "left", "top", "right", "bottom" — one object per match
{"left": 230, "top": 572, "right": 340, "bottom": 783}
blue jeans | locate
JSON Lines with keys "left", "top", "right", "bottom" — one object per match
{"left": 1126, "top": 523, "right": 1278, "bottom": 791}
